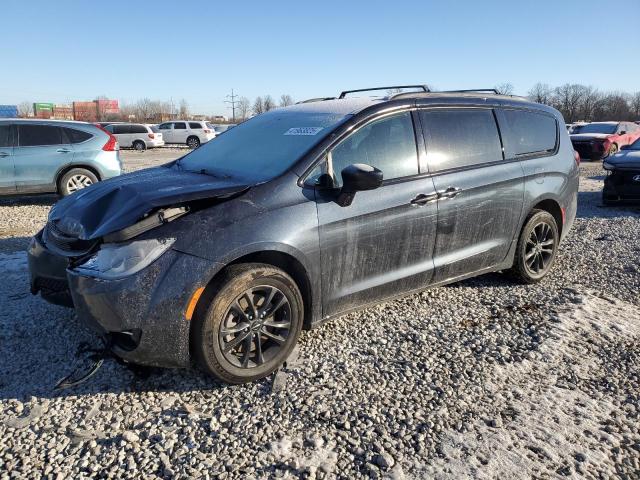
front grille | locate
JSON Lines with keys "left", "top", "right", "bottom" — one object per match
{"left": 43, "top": 221, "right": 97, "bottom": 256}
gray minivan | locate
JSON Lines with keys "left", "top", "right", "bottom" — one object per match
{"left": 29, "top": 86, "right": 579, "bottom": 384}
{"left": 0, "top": 119, "right": 122, "bottom": 196}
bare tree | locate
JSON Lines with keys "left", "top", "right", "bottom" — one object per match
{"left": 134, "top": 98, "right": 153, "bottom": 121}
{"left": 253, "top": 96, "right": 264, "bottom": 115}
{"left": 18, "top": 101, "right": 33, "bottom": 118}
{"left": 179, "top": 99, "right": 189, "bottom": 118}
{"left": 279, "top": 94, "right": 294, "bottom": 107}
{"left": 553, "top": 84, "right": 584, "bottom": 123}
{"left": 631, "top": 91, "right": 640, "bottom": 120}
{"left": 528, "top": 83, "right": 553, "bottom": 104}
{"left": 494, "top": 83, "right": 514, "bottom": 95}
{"left": 263, "top": 95, "right": 275, "bottom": 112}
{"left": 238, "top": 97, "right": 251, "bottom": 119}
{"left": 578, "top": 86, "right": 601, "bottom": 121}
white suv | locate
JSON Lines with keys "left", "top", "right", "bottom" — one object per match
{"left": 105, "top": 123, "right": 164, "bottom": 150}
{"left": 156, "top": 120, "right": 216, "bottom": 148}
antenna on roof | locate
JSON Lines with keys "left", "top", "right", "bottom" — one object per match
{"left": 338, "top": 85, "right": 430, "bottom": 99}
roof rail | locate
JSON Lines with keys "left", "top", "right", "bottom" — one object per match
{"left": 338, "top": 85, "right": 430, "bottom": 99}
{"left": 295, "top": 97, "right": 336, "bottom": 104}
{"left": 439, "top": 89, "right": 501, "bottom": 95}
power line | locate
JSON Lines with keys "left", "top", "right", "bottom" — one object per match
{"left": 224, "top": 89, "right": 239, "bottom": 122}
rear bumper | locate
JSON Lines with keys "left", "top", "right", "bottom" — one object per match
{"left": 146, "top": 139, "right": 165, "bottom": 148}
{"left": 28, "top": 233, "right": 223, "bottom": 368}
{"left": 572, "top": 142, "right": 607, "bottom": 161}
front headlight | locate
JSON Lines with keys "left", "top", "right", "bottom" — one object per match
{"left": 73, "top": 238, "right": 175, "bottom": 280}
{"left": 602, "top": 162, "right": 615, "bottom": 170}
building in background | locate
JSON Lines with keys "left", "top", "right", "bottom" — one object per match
{"left": 33, "top": 102, "right": 54, "bottom": 119}
{"left": 0, "top": 105, "right": 18, "bottom": 118}
{"left": 53, "top": 104, "right": 74, "bottom": 120}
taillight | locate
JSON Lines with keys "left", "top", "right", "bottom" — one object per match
{"left": 94, "top": 124, "right": 119, "bottom": 152}
{"left": 148, "top": 133, "right": 155, "bottom": 139}
{"left": 574, "top": 150, "right": 580, "bottom": 165}
{"left": 203, "top": 129, "right": 211, "bottom": 134}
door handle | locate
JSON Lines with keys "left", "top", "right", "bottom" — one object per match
{"left": 57, "top": 148, "right": 71, "bottom": 153}
{"left": 437, "top": 187, "right": 462, "bottom": 199}
{"left": 410, "top": 192, "right": 438, "bottom": 206}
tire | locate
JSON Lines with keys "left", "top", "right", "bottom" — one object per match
{"left": 187, "top": 136, "right": 200, "bottom": 149}
{"left": 508, "top": 209, "right": 559, "bottom": 284}
{"left": 192, "top": 263, "right": 304, "bottom": 384}
{"left": 133, "top": 140, "right": 146, "bottom": 151}
{"left": 59, "top": 168, "right": 99, "bottom": 196}
{"left": 605, "top": 143, "right": 618, "bottom": 158}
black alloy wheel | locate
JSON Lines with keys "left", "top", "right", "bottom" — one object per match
{"left": 192, "top": 263, "right": 303, "bottom": 384}
{"left": 509, "top": 209, "right": 559, "bottom": 283}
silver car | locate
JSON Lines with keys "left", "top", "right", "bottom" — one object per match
{"left": 0, "top": 119, "right": 122, "bottom": 196}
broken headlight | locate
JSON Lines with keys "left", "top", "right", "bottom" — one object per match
{"left": 73, "top": 238, "right": 175, "bottom": 280}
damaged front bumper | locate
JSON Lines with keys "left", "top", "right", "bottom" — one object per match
{"left": 29, "top": 232, "right": 223, "bottom": 368}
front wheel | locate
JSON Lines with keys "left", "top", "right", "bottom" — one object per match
{"left": 605, "top": 143, "right": 618, "bottom": 158}
{"left": 192, "top": 264, "right": 304, "bottom": 384}
{"left": 508, "top": 209, "right": 559, "bottom": 283}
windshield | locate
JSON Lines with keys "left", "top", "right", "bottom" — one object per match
{"left": 175, "top": 110, "right": 348, "bottom": 181}
{"left": 574, "top": 123, "right": 617, "bottom": 135}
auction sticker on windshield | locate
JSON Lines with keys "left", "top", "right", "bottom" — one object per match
{"left": 284, "top": 127, "right": 324, "bottom": 135}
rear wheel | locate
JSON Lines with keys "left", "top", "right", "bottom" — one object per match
{"left": 187, "top": 136, "right": 200, "bottom": 149}
{"left": 192, "top": 263, "right": 304, "bottom": 384}
{"left": 509, "top": 209, "right": 559, "bottom": 283}
{"left": 59, "top": 168, "right": 98, "bottom": 196}
{"left": 133, "top": 140, "right": 146, "bottom": 151}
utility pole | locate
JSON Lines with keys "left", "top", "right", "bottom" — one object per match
{"left": 224, "top": 89, "right": 239, "bottom": 122}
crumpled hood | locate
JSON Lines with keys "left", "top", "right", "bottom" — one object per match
{"left": 570, "top": 133, "right": 611, "bottom": 141}
{"left": 48, "top": 165, "right": 251, "bottom": 240}
{"left": 607, "top": 150, "right": 640, "bottom": 170}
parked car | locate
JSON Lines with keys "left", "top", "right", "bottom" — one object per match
{"left": 602, "top": 138, "right": 640, "bottom": 204}
{"left": 28, "top": 87, "right": 578, "bottom": 384}
{"left": 570, "top": 121, "right": 640, "bottom": 160}
{"left": 104, "top": 123, "right": 164, "bottom": 150}
{"left": 0, "top": 119, "right": 121, "bottom": 196}
{"left": 156, "top": 120, "right": 215, "bottom": 148}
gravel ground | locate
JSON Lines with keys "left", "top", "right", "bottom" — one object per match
{"left": 0, "top": 157, "right": 639, "bottom": 479}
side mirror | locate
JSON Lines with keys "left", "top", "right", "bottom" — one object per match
{"left": 619, "top": 131, "right": 627, "bottom": 135}
{"left": 336, "top": 163, "right": 383, "bottom": 207}
{"left": 620, "top": 145, "right": 630, "bottom": 151}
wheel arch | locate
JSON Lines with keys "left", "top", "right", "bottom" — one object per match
{"left": 194, "top": 248, "right": 315, "bottom": 331}
{"left": 531, "top": 198, "right": 563, "bottom": 237}
{"left": 55, "top": 164, "right": 102, "bottom": 193}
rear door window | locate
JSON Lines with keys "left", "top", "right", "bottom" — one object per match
{"left": 0, "top": 125, "right": 13, "bottom": 147}
{"left": 189, "top": 122, "right": 202, "bottom": 129}
{"left": 174, "top": 122, "right": 187, "bottom": 129}
{"left": 18, "top": 124, "right": 63, "bottom": 147}
{"left": 329, "top": 111, "right": 419, "bottom": 186}
{"left": 499, "top": 109, "right": 557, "bottom": 157}
{"left": 419, "top": 109, "right": 503, "bottom": 172}
{"left": 63, "top": 128, "right": 92, "bottom": 143}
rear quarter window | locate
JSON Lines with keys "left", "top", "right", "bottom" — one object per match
{"left": 500, "top": 109, "right": 557, "bottom": 157}
{"left": 189, "top": 122, "right": 202, "bottom": 129}
{"left": 63, "top": 128, "right": 92, "bottom": 143}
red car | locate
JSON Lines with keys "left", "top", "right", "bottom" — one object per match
{"left": 570, "top": 122, "right": 640, "bottom": 160}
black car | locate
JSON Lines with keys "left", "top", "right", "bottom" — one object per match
{"left": 603, "top": 138, "right": 640, "bottom": 204}
{"left": 28, "top": 86, "right": 579, "bottom": 384}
